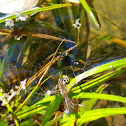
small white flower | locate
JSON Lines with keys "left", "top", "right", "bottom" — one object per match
{"left": 20, "top": 79, "right": 27, "bottom": 91}
{"left": 5, "top": 19, "right": 14, "bottom": 27}
{"left": 9, "top": 89, "right": 14, "bottom": 94}
{"left": 0, "top": 95, "right": 8, "bottom": 106}
{"left": 72, "top": 19, "right": 81, "bottom": 29}
{"left": 7, "top": 91, "right": 17, "bottom": 101}
{"left": 3, "top": 93, "right": 8, "bottom": 97}
{"left": 1, "top": 100, "right": 8, "bottom": 106}
{"left": 16, "top": 14, "right": 28, "bottom": 21}
{"left": 15, "top": 79, "right": 27, "bottom": 95}
{"left": 15, "top": 85, "right": 19, "bottom": 89}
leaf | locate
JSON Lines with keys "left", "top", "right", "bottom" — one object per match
{"left": 70, "top": 92, "right": 126, "bottom": 103}
{"left": 20, "top": 118, "right": 36, "bottom": 126}
{"left": 45, "top": 115, "right": 62, "bottom": 126}
{"left": 80, "top": 0, "right": 100, "bottom": 27}
{"left": 67, "top": 58, "right": 126, "bottom": 91}
{"left": 71, "top": 65, "right": 126, "bottom": 93}
{"left": 40, "top": 95, "right": 63, "bottom": 126}
{"left": 16, "top": 95, "right": 55, "bottom": 120}
{"left": 77, "top": 107, "right": 126, "bottom": 126}
{"left": 0, "top": 4, "right": 72, "bottom": 23}
{"left": 0, "top": 57, "right": 6, "bottom": 77}
{"left": 60, "top": 107, "right": 126, "bottom": 125}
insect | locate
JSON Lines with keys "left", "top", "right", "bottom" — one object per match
{"left": 45, "top": 75, "right": 81, "bottom": 113}
{"left": 58, "top": 75, "right": 78, "bottom": 113}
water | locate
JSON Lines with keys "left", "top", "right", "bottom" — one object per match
{"left": 0, "top": 1, "right": 126, "bottom": 125}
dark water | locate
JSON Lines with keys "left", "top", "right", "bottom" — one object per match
{"left": 0, "top": 0, "right": 126, "bottom": 125}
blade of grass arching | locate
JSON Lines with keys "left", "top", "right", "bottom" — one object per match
{"left": 16, "top": 95, "right": 55, "bottom": 120}
{"left": 60, "top": 107, "right": 126, "bottom": 125}
{"left": 71, "top": 65, "right": 126, "bottom": 93}
{"left": 70, "top": 92, "right": 126, "bottom": 103}
{"left": 77, "top": 107, "right": 126, "bottom": 126}
{"left": 0, "top": 3, "right": 72, "bottom": 23}
{"left": 40, "top": 95, "right": 63, "bottom": 126}
{"left": 67, "top": 58, "right": 126, "bottom": 91}
{"left": 80, "top": 0, "right": 100, "bottom": 28}
{"left": 79, "top": 84, "right": 108, "bottom": 111}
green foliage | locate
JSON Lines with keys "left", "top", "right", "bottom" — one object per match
{"left": 1, "top": 58, "right": 126, "bottom": 125}
{"left": 3, "top": 58, "right": 124, "bottom": 125}
{"left": 0, "top": 1, "right": 126, "bottom": 126}
{"left": 80, "top": 0, "right": 100, "bottom": 27}
{"left": 0, "top": 58, "right": 6, "bottom": 78}
{"left": 0, "top": 3, "right": 72, "bottom": 23}
{"left": 60, "top": 107, "right": 126, "bottom": 126}
{"left": 40, "top": 95, "right": 63, "bottom": 126}
{"left": 68, "top": 58, "right": 126, "bottom": 91}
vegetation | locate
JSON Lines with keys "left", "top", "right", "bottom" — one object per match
{"left": 0, "top": 0, "right": 126, "bottom": 126}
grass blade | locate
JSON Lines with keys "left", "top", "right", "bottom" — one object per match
{"left": 0, "top": 3, "right": 72, "bottom": 23}
{"left": 40, "top": 95, "right": 63, "bottom": 126}
{"left": 70, "top": 92, "right": 126, "bottom": 103}
{"left": 60, "top": 107, "right": 126, "bottom": 125}
{"left": 67, "top": 58, "right": 126, "bottom": 91}
{"left": 80, "top": 0, "right": 99, "bottom": 27}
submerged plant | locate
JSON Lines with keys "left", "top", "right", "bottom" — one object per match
{"left": 0, "top": 0, "right": 126, "bottom": 126}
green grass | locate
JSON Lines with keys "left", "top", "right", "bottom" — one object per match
{"left": 0, "top": 1, "right": 126, "bottom": 126}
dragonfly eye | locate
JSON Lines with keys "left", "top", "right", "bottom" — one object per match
{"left": 61, "top": 75, "right": 69, "bottom": 84}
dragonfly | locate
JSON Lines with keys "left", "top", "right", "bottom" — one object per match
{"left": 58, "top": 75, "right": 75, "bottom": 113}
{"left": 46, "top": 75, "right": 80, "bottom": 113}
